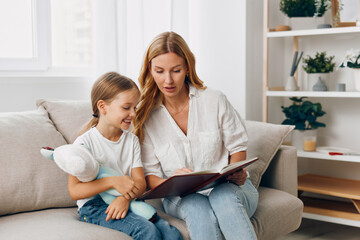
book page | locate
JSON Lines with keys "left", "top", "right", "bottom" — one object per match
{"left": 219, "top": 157, "right": 258, "bottom": 175}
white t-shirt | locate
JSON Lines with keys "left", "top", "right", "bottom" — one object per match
{"left": 73, "top": 127, "right": 143, "bottom": 208}
{"left": 141, "top": 84, "right": 248, "bottom": 179}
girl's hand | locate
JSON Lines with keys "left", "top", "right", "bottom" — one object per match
{"left": 105, "top": 196, "right": 130, "bottom": 221}
{"left": 173, "top": 167, "right": 193, "bottom": 175}
{"left": 111, "top": 176, "right": 139, "bottom": 200}
{"left": 226, "top": 168, "right": 247, "bottom": 186}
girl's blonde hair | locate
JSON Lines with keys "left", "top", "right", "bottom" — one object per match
{"left": 80, "top": 72, "right": 139, "bottom": 135}
{"left": 133, "top": 31, "right": 206, "bottom": 142}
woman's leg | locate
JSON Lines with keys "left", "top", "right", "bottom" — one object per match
{"left": 153, "top": 216, "right": 182, "bottom": 240}
{"left": 163, "top": 193, "right": 222, "bottom": 240}
{"left": 209, "top": 179, "right": 259, "bottom": 240}
{"left": 78, "top": 198, "right": 161, "bottom": 240}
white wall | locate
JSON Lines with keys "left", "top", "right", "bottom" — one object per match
{"left": 0, "top": 0, "right": 262, "bottom": 124}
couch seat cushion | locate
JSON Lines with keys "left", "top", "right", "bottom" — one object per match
{"left": 0, "top": 107, "right": 75, "bottom": 216}
{"left": 245, "top": 120, "right": 294, "bottom": 188}
{"left": 251, "top": 187, "right": 303, "bottom": 240}
{"left": 0, "top": 208, "right": 132, "bottom": 240}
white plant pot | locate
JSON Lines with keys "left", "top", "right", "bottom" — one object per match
{"left": 353, "top": 69, "right": 360, "bottom": 91}
{"left": 292, "top": 129, "right": 318, "bottom": 151}
{"left": 307, "top": 73, "right": 330, "bottom": 91}
{"left": 289, "top": 17, "right": 324, "bottom": 30}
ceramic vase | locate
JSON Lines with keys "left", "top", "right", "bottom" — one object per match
{"left": 285, "top": 76, "right": 298, "bottom": 91}
{"left": 289, "top": 17, "right": 325, "bottom": 30}
{"left": 353, "top": 69, "right": 360, "bottom": 91}
{"left": 307, "top": 73, "right": 330, "bottom": 91}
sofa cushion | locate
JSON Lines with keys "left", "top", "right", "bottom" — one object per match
{"left": 0, "top": 208, "right": 132, "bottom": 240}
{"left": 36, "top": 99, "right": 92, "bottom": 143}
{"left": 0, "top": 107, "right": 75, "bottom": 216}
{"left": 245, "top": 121, "right": 294, "bottom": 188}
{"left": 251, "top": 187, "right": 303, "bottom": 239}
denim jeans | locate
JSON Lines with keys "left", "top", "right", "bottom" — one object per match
{"left": 79, "top": 198, "right": 182, "bottom": 240}
{"left": 163, "top": 179, "right": 259, "bottom": 240}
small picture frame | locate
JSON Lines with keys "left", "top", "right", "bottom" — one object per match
{"left": 331, "top": 0, "right": 359, "bottom": 27}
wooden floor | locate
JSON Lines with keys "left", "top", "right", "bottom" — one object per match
{"left": 278, "top": 218, "right": 360, "bottom": 240}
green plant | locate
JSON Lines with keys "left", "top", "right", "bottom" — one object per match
{"left": 281, "top": 97, "right": 326, "bottom": 130}
{"left": 302, "top": 51, "right": 335, "bottom": 73}
{"left": 340, "top": 49, "right": 360, "bottom": 69}
{"left": 280, "top": 0, "right": 330, "bottom": 18}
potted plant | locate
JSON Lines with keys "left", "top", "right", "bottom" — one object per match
{"left": 340, "top": 49, "right": 360, "bottom": 91}
{"left": 279, "top": 0, "right": 331, "bottom": 30}
{"left": 281, "top": 97, "right": 326, "bottom": 150}
{"left": 302, "top": 51, "right": 335, "bottom": 91}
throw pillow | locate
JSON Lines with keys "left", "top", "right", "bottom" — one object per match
{"left": 245, "top": 120, "right": 294, "bottom": 188}
{"left": 0, "top": 107, "right": 75, "bottom": 216}
{"left": 36, "top": 99, "right": 92, "bottom": 143}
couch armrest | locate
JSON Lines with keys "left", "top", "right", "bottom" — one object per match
{"left": 260, "top": 145, "right": 298, "bottom": 197}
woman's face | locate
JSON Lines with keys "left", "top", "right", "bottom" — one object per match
{"left": 150, "top": 52, "right": 188, "bottom": 99}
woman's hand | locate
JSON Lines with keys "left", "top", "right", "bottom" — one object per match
{"left": 105, "top": 196, "right": 130, "bottom": 221}
{"left": 111, "top": 176, "right": 140, "bottom": 200}
{"left": 173, "top": 167, "right": 193, "bottom": 175}
{"left": 226, "top": 168, "right": 247, "bottom": 186}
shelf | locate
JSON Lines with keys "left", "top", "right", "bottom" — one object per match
{"left": 298, "top": 174, "right": 360, "bottom": 223}
{"left": 302, "top": 212, "right": 360, "bottom": 227}
{"left": 267, "top": 27, "right": 360, "bottom": 38}
{"left": 301, "top": 197, "right": 360, "bottom": 221}
{"left": 297, "top": 151, "right": 360, "bottom": 163}
{"left": 266, "top": 91, "right": 360, "bottom": 98}
{"left": 298, "top": 174, "right": 360, "bottom": 200}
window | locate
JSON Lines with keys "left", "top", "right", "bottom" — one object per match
{"left": 0, "top": 0, "right": 51, "bottom": 71}
{"left": 0, "top": 0, "right": 92, "bottom": 73}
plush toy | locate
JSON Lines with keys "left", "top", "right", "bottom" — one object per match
{"left": 40, "top": 144, "right": 156, "bottom": 222}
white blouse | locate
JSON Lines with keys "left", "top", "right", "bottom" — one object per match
{"left": 141, "top": 84, "right": 248, "bottom": 179}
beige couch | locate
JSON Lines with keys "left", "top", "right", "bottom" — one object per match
{"left": 0, "top": 100, "right": 303, "bottom": 240}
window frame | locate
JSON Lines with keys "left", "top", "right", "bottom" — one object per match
{"left": 0, "top": 0, "right": 51, "bottom": 71}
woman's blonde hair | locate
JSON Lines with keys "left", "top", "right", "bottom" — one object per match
{"left": 80, "top": 72, "right": 139, "bottom": 135}
{"left": 133, "top": 31, "right": 206, "bottom": 142}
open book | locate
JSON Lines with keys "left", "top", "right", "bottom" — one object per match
{"left": 138, "top": 157, "right": 258, "bottom": 200}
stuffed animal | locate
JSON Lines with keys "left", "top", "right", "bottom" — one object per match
{"left": 40, "top": 144, "right": 156, "bottom": 222}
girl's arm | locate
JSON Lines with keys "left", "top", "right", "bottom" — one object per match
{"left": 104, "top": 167, "right": 147, "bottom": 221}
{"left": 68, "top": 174, "right": 137, "bottom": 201}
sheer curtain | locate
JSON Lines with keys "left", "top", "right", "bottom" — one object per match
{"left": 92, "top": 0, "right": 248, "bottom": 117}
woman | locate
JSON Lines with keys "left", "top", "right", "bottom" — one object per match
{"left": 133, "top": 32, "right": 258, "bottom": 240}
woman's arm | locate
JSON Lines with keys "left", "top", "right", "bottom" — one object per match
{"left": 145, "top": 175, "right": 167, "bottom": 189}
{"left": 227, "top": 151, "right": 248, "bottom": 186}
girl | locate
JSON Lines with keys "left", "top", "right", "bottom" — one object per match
{"left": 68, "top": 72, "right": 182, "bottom": 240}
{"left": 133, "top": 32, "right": 259, "bottom": 240}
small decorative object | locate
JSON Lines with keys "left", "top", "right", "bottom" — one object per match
{"left": 339, "top": 49, "right": 360, "bottom": 91}
{"left": 312, "top": 76, "right": 328, "bottom": 91}
{"left": 331, "top": 0, "right": 358, "bottom": 27}
{"left": 281, "top": 97, "right": 326, "bottom": 150}
{"left": 303, "top": 51, "right": 335, "bottom": 90}
{"left": 317, "top": 23, "right": 332, "bottom": 28}
{"left": 303, "top": 131, "right": 317, "bottom": 151}
{"left": 336, "top": 83, "right": 346, "bottom": 91}
{"left": 280, "top": 0, "right": 331, "bottom": 30}
{"left": 286, "top": 51, "right": 303, "bottom": 91}
{"left": 275, "top": 25, "right": 291, "bottom": 31}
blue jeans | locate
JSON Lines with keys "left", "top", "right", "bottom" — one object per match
{"left": 79, "top": 198, "right": 182, "bottom": 240}
{"left": 163, "top": 179, "right": 259, "bottom": 240}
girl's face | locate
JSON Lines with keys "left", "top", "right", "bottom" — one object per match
{"left": 150, "top": 52, "right": 188, "bottom": 99}
{"left": 102, "top": 88, "right": 140, "bottom": 130}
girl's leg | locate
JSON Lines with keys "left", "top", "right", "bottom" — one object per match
{"left": 153, "top": 216, "right": 182, "bottom": 240}
{"left": 208, "top": 179, "right": 259, "bottom": 240}
{"left": 163, "top": 194, "right": 222, "bottom": 240}
{"left": 78, "top": 198, "right": 161, "bottom": 240}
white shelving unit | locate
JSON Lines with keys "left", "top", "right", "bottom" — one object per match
{"left": 262, "top": 0, "right": 360, "bottom": 227}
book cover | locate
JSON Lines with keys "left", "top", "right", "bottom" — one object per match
{"left": 138, "top": 157, "right": 258, "bottom": 200}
